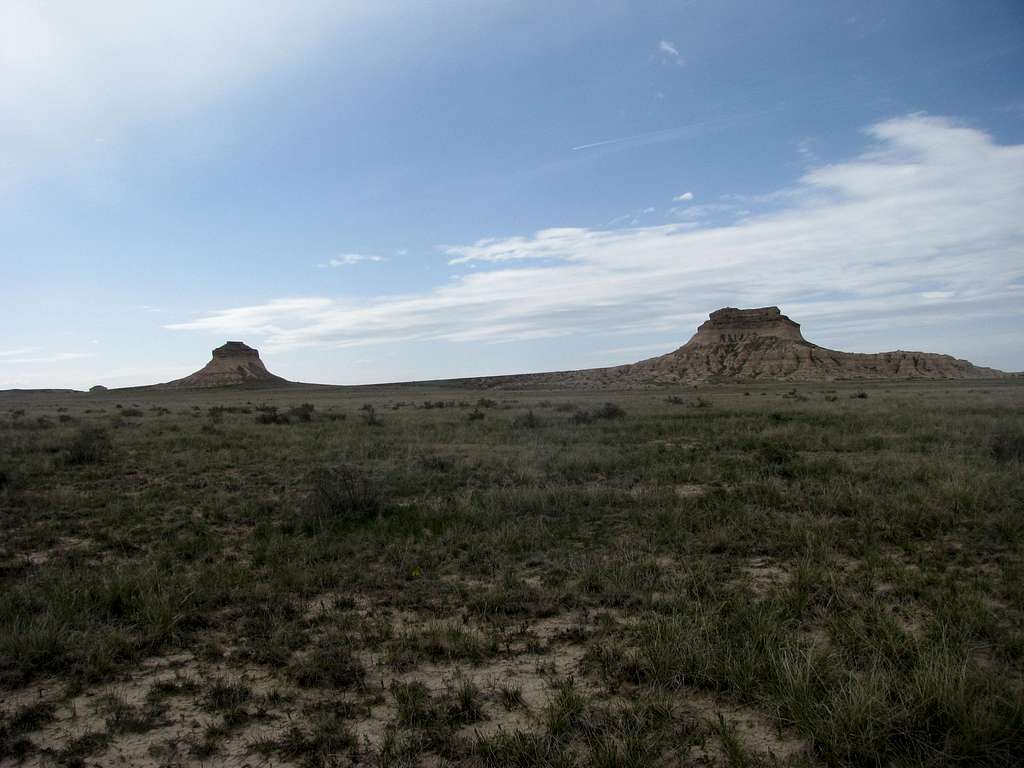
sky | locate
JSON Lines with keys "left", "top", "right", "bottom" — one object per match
{"left": 2, "top": 0, "right": 1023, "bottom": 389}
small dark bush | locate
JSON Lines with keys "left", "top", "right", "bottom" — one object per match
{"left": 851, "top": 390, "right": 868, "bottom": 399}
{"left": 306, "top": 465, "right": 384, "bottom": 525}
{"left": 360, "top": 404, "right": 382, "bottom": 426}
{"left": 121, "top": 408, "right": 144, "bottom": 417}
{"left": 291, "top": 644, "right": 366, "bottom": 689}
{"left": 689, "top": 397, "right": 711, "bottom": 408}
{"left": 255, "top": 411, "right": 290, "bottom": 425}
{"left": 287, "top": 403, "right": 315, "bottom": 422}
{"left": 467, "top": 408, "right": 486, "bottom": 421}
{"left": 512, "top": 410, "right": 542, "bottom": 429}
{"left": 665, "top": 395, "right": 685, "bottom": 405}
{"left": 592, "top": 402, "right": 625, "bottom": 419}
{"left": 66, "top": 426, "right": 112, "bottom": 465}
{"left": 571, "top": 410, "right": 593, "bottom": 425}
{"left": 757, "top": 442, "right": 800, "bottom": 478}
{"left": 476, "top": 398, "right": 497, "bottom": 408}
{"left": 992, "top": 433, "right": 1024, "bottom": 464}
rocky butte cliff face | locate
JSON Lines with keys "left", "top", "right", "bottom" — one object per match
{"left": 442, "top": 306, "right": 1006, "bottom": 389}
{"left": 615, "top": 306, "right": 1004, "bottom": 384}
{"left": 161, "top": 342, "right": 289, "bottom": 388}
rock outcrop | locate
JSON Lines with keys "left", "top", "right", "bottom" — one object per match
{"left": 438, "top": 306, "right": 1006, "bottom": 388}
{"left": 616, "top": 306, "right": 1004, "bottom": 383}
{"left": 161, "top": 342, "right": 289, "bottom": 388}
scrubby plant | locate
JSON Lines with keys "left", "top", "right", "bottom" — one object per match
{"left": 992, "top": 433, "right": 1024, "bottom": 464}
{"left": 305, "top": 464, "right": 383, "bottom": 527}
{"left": 290, "top": 643, "right": 365, "bottom": 689}
{"left": 592, "top": 402, "right": 625, "bottom": 419}
{"left": 360, "top": 403, "right": 382, "bottom": 426}
{"left": 513, "top": 410, "right": 542, "bottom": 429}
{"left": 65, "top": 426, "right": 112, "bottom": 465}
{"left": 287, "top": 403, "right": 315, "bottom": 422}
{"left": 255, "top": 408, "right": 290, "bottom": 425}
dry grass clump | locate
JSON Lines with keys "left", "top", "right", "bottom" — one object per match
{"left": 65, "top": 426, "right": 112, "bottom": 464}
{"left": 513, "top": 410, "right": 542, "bottom": 428}
{"left": 305, "top": 464, "right": 384, "bottom": 527}
{"left": 991, "top": 432, "right": 1024, "bottom": 463}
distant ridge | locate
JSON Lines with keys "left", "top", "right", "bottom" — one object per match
{"left": 11, "top": 309, "right": 1005, "bottom": 394}
{"left": 431, "top": 306, "right": 1008, "bottom": 389}
{"left": 158, "top": 342, "right": 290, "bottom": 388}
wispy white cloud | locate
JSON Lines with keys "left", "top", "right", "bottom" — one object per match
{"left": 668, "top": 201, "right": 747, "bottom": 221}
{"left": 0, "top": 352, "right": 93, "bottom": 364}
{"left": 319, "top": 253, "right": 386, "bottom": 267}
{"left": 167, "top": 116, "right": 1024, "bottom": 365}
{"left": 0, "top": 348, "right": 39, "bottom": 358}
{"left": 673, "top": 191, "right": 694, "bottom": 202}
{"left": 658, "top": 40, "right": 684, "bottom": 65}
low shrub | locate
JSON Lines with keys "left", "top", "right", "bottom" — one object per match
{"left": 306, "top": 465, "right": 384, "bottom": 526}
{"left": 287, "top": 403, "right": 315, "bottom": 422}
{"left": 361, "top": 404, "right": 382, "bottom": 426}
{"left": 512, "top": 411, "right": 542, "bottom": 429}
{"left": 992, "top": 433, "right": 1024, "bottom": 464}
{"left": 65, "top": 426, "right": 112, "bottom": 465}
{"left": 255, "top": 410, "right": 290, "bottom": 425}
{"left": 592, "top": 402, "right": 625, "bottom": 419}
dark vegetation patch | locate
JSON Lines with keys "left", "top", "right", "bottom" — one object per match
{"left": 64, "top": 426, "right": 112, "bottom": 465}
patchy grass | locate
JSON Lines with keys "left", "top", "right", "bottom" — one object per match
{"left": 0, "top": 379, "right": 1021, "bottom": 766}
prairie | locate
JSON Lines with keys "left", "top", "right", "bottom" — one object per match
{"left": 1, "top": 380, "right": 1022, "bottom": 767}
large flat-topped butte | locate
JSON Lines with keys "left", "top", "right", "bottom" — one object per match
{"left": 160, "top": 341, "right": 289, "bottom": 388}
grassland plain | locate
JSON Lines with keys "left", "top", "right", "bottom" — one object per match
{"left": 0, "top": 380, "right": 1022, "bottom": 767}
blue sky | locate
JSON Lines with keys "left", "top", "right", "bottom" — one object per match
{"left": 2, "top": 0, "right": 1023, "bottom": 388}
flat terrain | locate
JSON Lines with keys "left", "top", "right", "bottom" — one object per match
{"left": 1, "top": 380, "right": 1022, "bottom": 767}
